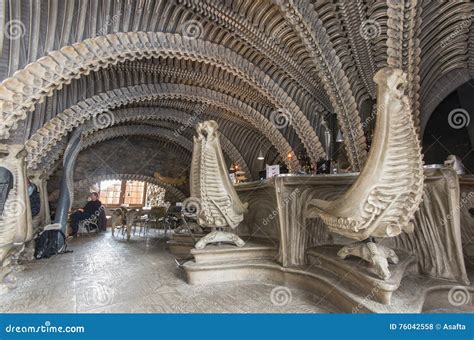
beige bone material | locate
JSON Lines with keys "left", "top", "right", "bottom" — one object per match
{"left": 308, "top": 67, "right": 424, "bottom": 280}
{"left": 0, "top": 144, "right": 33, "bottom": 293}
{"left": 190, "top": 120, "right": 247, "bottom": 249}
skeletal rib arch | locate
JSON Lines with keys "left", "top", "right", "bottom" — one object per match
{"left": 81, "top": 108, "right": 252, "bottom": 180}
{"left": 49, "top": 174, "right": 187, "bottom": 202}
{"left": 25, "top": 83, "right": 300, "bottom": 171}
{"left": 0, "top": 32, "right": 323, "bottom": 166}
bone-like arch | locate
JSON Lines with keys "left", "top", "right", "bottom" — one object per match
{"left": 0, "top": 32, "right": 324, "bottom": 165}
{"left": 272, "top": 0, "right": 368, "bottom": 170}
{"left": 36, "top": 102, "right": 270, "bottom": 179}
{"left": 43, "top": 138, "right": 192, "bottom": 182}
{"left": 49, "top": 174, "right": 187, "bottom": 203}
{"left": 78, "top": 123, "right": 251, "bottom": 180}
{"left": 25, "top": 83, "right": 300, "bottom": 171}
{"left": 386, "top": 0, "right": 422, "bottom": 130}
{"left": 1, "top": 0, "right": 332, "bottom": 114}
{"left": 81, "top": 107, "right": 253, "bottom": 180}
{"left": 82, "top": 125, "right": 193, "bottom": 154}
{"left": 420, "top": 68, "right": 471, "bottom": 135}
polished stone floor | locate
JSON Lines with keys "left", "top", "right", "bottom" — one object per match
{"left": 1, "top": 231, "right": 339, "bottom": 313}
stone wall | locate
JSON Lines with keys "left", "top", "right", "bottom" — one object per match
{"left": 48, "top": 136, "right": 190, "bottom": 208}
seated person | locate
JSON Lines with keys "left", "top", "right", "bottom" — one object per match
{"left": 70, "top": 192, "right": 102, "bottom": 237}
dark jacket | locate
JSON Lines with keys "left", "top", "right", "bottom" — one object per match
{"left": 84, "top": 200, "right": 106, "bottom": 231}
{"left": 83, "top": 200, "right": 102, "bottom": 217}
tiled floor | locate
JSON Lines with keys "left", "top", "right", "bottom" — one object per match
{"left": 1, "top": 232, "right": 339, "bottom": 313}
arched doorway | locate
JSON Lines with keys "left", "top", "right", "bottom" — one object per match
{"left": 423, "top": 80, "right": 474, "bottom": 173}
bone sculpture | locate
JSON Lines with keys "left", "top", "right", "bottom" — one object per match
{"left": 0, "top": 32, "right": 324, "bottom": 173}
{"left": 110, "top": 208, "right": 126, "bottom": 239}
{"left": 111, "top": 208, "right": 148, "bottom": 241}
{"left": 308, "top": 67, "right": 424, "bottom": 280}
{"left": 174, "top": 222, "right": 203, "bottom": 235}
{"left": 0, "top": 144, "right": 33, "bottom": 293}
{"left": 110, "top": 208, "right": 126, "bottom": 236}
{"left": 444, "top": 155, "right": 465, "bottom": 175}
{"left": 190, "top": 120, "right": 247, "bottom": 249}
{"left": 20, "top": 173, "right": 51, "bottom": 262}
{"left": 125, "top": 209, "right": 148, "bottom": 240}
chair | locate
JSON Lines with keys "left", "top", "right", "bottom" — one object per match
{"left": 78, "top": 214, "right": 99, "bottom": 233}
{"left": 145, "top": 207, "right": 168, "bottom": 237}
{"left": 78, "top": 206, "right": 106, "bottom": 234}
{"left": 134, "top": 214, "right": 149, "bottom": 237}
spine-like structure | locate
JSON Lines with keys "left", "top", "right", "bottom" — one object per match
{"left": 386, "top": 0, "right": 422, "bottom": 131}
{"left": 80, "top": 108, "right": 252, "bottom": 180}
{"left": 32, "top": 105, "right": 254, "bottom": 179}
{"left": 309, "top": 67, "right": 424, "bottom": 241}
{"left": 273, "top": 0, "right": 369, "bottom": 171}
{"left": 192, "top": 120, "right": 247, "bottom": 229}
{"left": 0, "top": 32, "right": 325, "bottom": 168}
{"left": 49, "top": 174, "right": 186, "bottom": 202}
{"left": 0, "top": 145, "right": 32, "bottom": 290}
{"left": 23, "top": 82, "right": 301, "bottom": 171}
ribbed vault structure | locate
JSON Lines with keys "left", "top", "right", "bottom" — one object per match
{"left": 0, "top": 0, "right": 473, "bottom": 202}
{"left": 35, "top": 107, "right": 253, "bottom": 180}
{"left": 48, "top": 173, "right": 187, "bottom": 202}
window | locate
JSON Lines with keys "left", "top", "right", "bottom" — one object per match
{"left": 99, "top": 180, "right": 122, "bottom": 206}
{"left": 98, "top": 180, "right": 147, "bottom": 207}
{"left": 123, "top": 180, "right": 145, "bottom": 206}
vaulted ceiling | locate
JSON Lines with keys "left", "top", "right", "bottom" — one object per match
{"left": 0, "top": 0, "right": 473, "bottom": 190}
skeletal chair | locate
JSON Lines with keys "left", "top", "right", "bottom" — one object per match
{"left": 308, "top": 68, "right": 424, "bottom": 280}
{"left": 189, "top": 120, "right": 247, "bottom": 249}
{"left": 0, "top": 145, "right": 33, "bottom": 293}
{"left": 0, "top": 167, "right": 13, "bottom": 216}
